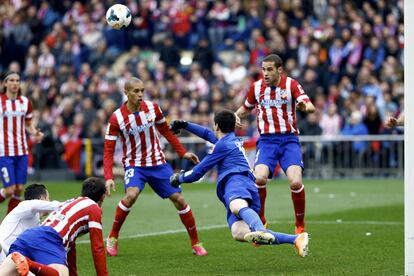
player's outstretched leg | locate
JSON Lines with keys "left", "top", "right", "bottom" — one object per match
{"left": 170, "top": 193, "right": 207, "bottom": 256}
{"left": 238, "top": 207, "right": 266, "bottom": 232}
{"left": 235, "top": 204, "right": 274, "bottom": 244}
{"left": 107, "top": 199, "right": 132, "bottom": 256}
{"left": 253, "top": 229, "right": 310, "bottom": 257}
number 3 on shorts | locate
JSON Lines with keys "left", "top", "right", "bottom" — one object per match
{"left": 124, "top": 168, "right": 134, "bottom": 184}
{"left": 1, "top": 167, "right": 10, "bottom": 183}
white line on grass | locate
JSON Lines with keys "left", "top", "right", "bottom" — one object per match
{"left": 78, "top": 220, "right": 403, "bottom": 244}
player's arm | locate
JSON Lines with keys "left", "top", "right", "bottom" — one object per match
{"left": 29, "top": 200, "right": 60, "bottom": 212}
{"left": 67, "top": 244, "right": 78, "bottom": 276}
{"left": 24, "top": 100, "right": 44, "bottom": 143}
{"left": 171, "top": 143, "right": 226, "bottom": 186}
{"left": 236, "top": 82, "right": 256, "bottom": 119}
{"left": 154, "top": 103, "right": 199, "bottom": 163}
{"left": 170, "top": 120, "right": 218, "bottom": 144}
{"left": 88, "top": 206, "right": 108, "bottom": 276}
{"left": 292, "top": 80, "right": 316, "bottom": 113}
{"left": 104, "top": 115, "right": 120, "bottom": 195}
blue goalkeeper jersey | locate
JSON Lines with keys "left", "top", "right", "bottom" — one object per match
{"left": 178, "top": 123, "right": 255, "bottom": 195}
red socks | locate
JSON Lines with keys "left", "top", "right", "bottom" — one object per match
{"left": 291, "top": 184, "right": 306, "bottom": 228}
{"left": 109, "top": 200, "right": 130, "bottom": 239}
{"left": 256, "top": 185, "right": 267, "bottom": 225}
{"left": 0, "top": 189, "right": 6, "bottom": 203}
{"left": 178, "top": 205, "right": 199, "bottom": 246}
{"left": 7, "top": 196, "right": 21, "bottom": 214}
{"left": 27, "top": 258, "right": 59, "bottom": 276}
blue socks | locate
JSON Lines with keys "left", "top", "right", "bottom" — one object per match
{"left": 238, "top": 207, "right": 266, "bottom": 231}
{"left": 238, "top": 207, "right": 297, "bottom": 245}
{"left": 266, "top": 230, "right": 297, "bottom": 245}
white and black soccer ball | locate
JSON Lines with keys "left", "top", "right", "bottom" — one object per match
{"left": 106, "top": 4, "right": 132, "bottom": 29}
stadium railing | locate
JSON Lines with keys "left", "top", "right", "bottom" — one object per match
{"left": 31, "top": 135, "right": 404, "bottom": 180}
{"left": 170, "top": 134, "right": 404, "bottom": 179}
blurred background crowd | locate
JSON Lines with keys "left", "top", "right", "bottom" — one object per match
{"left": 0, "top": 0, "right": 404, "bottom": 175}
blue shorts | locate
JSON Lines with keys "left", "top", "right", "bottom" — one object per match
{"left": 124, "top": 163, "right": 181, "bottom": 199}
{"left": 219, "top": 174, "right": 261, "bottom": 228}
{"left": 9, "top": 226, "right": 66, "bottom": 265}
{"left": 255, "top": 134, "right": 304, "bottom": 178}
{"left": 0, "top": 155, "right": 28, "bottom": 187}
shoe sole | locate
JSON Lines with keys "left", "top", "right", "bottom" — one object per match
{"left": 11, "top": 253, "right": 29, "bottom": 276}
{"left": 244, "top": 231, "right": 275, "bottom": 244}
{"left": 295, "top": 233, "right": 309, "bottom": 257}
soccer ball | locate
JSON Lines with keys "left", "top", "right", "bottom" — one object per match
{"left": 106, "top": 4, "right": 132, "bottom": 29}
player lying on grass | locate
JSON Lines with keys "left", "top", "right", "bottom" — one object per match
{"left": 0, "top": 184, "right": 60, "bottom": 263}
{"left": 0, "top": 177, "right": 108, "bottom": 276}
{"left": 169, "top": 110, "right": 309, "bottom": 257}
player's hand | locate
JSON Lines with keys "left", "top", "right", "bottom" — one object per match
{"left": 170, "top": 120, "right": 188, "bottom": 135}
{"left": 170, "top": 171, "right": 183, "bottom": 188}
{"left": 105, "top": 179, "right": 116, "bottom": 196}
{"left": 297, "top": 101, "right": 307, "bottom": 112}
{"left": 183, "top": 152, "right": 200, "bottom": 164}
{"left": 385, "top": 117, "right": 398, "bottom": 128}
{"left": 34, "top": 128, "right": 44, "bottom": 143}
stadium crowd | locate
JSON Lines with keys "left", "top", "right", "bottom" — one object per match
{"left": 0, "top": 0, "right": 404, "bottom": 173}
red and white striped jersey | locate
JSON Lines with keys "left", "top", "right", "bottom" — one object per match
{"left": 105, "top": 101, "right": 167, "bottom": 167}
{"left": 243, "top": 75, "right": 311, "bottom": 135}
{"left": 0, "top": 94, "right": 33, "bottom": 157}
{"left": 42, "top": 197, "right": 108, "bottom": 275}
{"left": 42, "top": 197, "right": 103, "bottom": 251}
{"left": 104, "top": 100, "right": 187, "bottom": 180}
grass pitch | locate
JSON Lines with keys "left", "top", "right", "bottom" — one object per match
{"left": 0, "top": 179, "right": 403, "bottom": 275}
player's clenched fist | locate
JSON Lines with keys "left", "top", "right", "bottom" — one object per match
{"left": 170, "top": 171, "right": 184, "bottom": 187}
{"left": 170, "top": 120, "right": 188, "bottom": 134}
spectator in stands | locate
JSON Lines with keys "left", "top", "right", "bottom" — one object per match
{"left": 159, "top": 36, "right": 180, "bottom": 69}
{"left": 320, "top": 104, "right": 342, "bottom": 139}
{"left": 0, "top": 0, "right": 404, "bottom": 176}
{"left": 342, "top": 111, "right": 369, "bottom": 154}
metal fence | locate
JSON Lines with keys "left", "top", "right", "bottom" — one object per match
{"left": 32, "top": 135, "right": 403, "bottom": 180}
{"left": 298, "top": 135, "right": 404, "bottom": 179}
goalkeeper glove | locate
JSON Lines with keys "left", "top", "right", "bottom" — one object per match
{"left": 170, "top": 170, "right": 184, "bottom": 187}
{"left": 169, "top": 120, "right": 188, "bottom": 135}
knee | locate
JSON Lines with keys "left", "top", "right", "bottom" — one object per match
{"left": 124, "top": 189, "right": 139, "bottom": 205}
{"left": 254, "top": 166, "right": 269, "bottom": 187}
{"left": 289, "top": 180, "right": 303, "bottom": 190}
{"left": 255, "top": 176, "right": 267, "bottom": 187}
{"left": 229, "top": 198, "right": 248, "bottom": 216}
{"left": 231, "top": 228, "right": 247, "bottom": 242}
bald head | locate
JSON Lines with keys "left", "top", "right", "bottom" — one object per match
{"left": 124, "top": 77, "right": 143, "bottom": 92}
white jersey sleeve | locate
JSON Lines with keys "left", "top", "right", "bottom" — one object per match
{"left": 0, "top": 200, "right": 60, "bottom": 258}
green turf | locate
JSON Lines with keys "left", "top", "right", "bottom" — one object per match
{"left": 0, "top": 179, "right": 403, "bottom": 275}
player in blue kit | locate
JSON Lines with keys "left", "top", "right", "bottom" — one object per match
{"left": 170, "top": 110, "right": 309, "bottom": 257}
